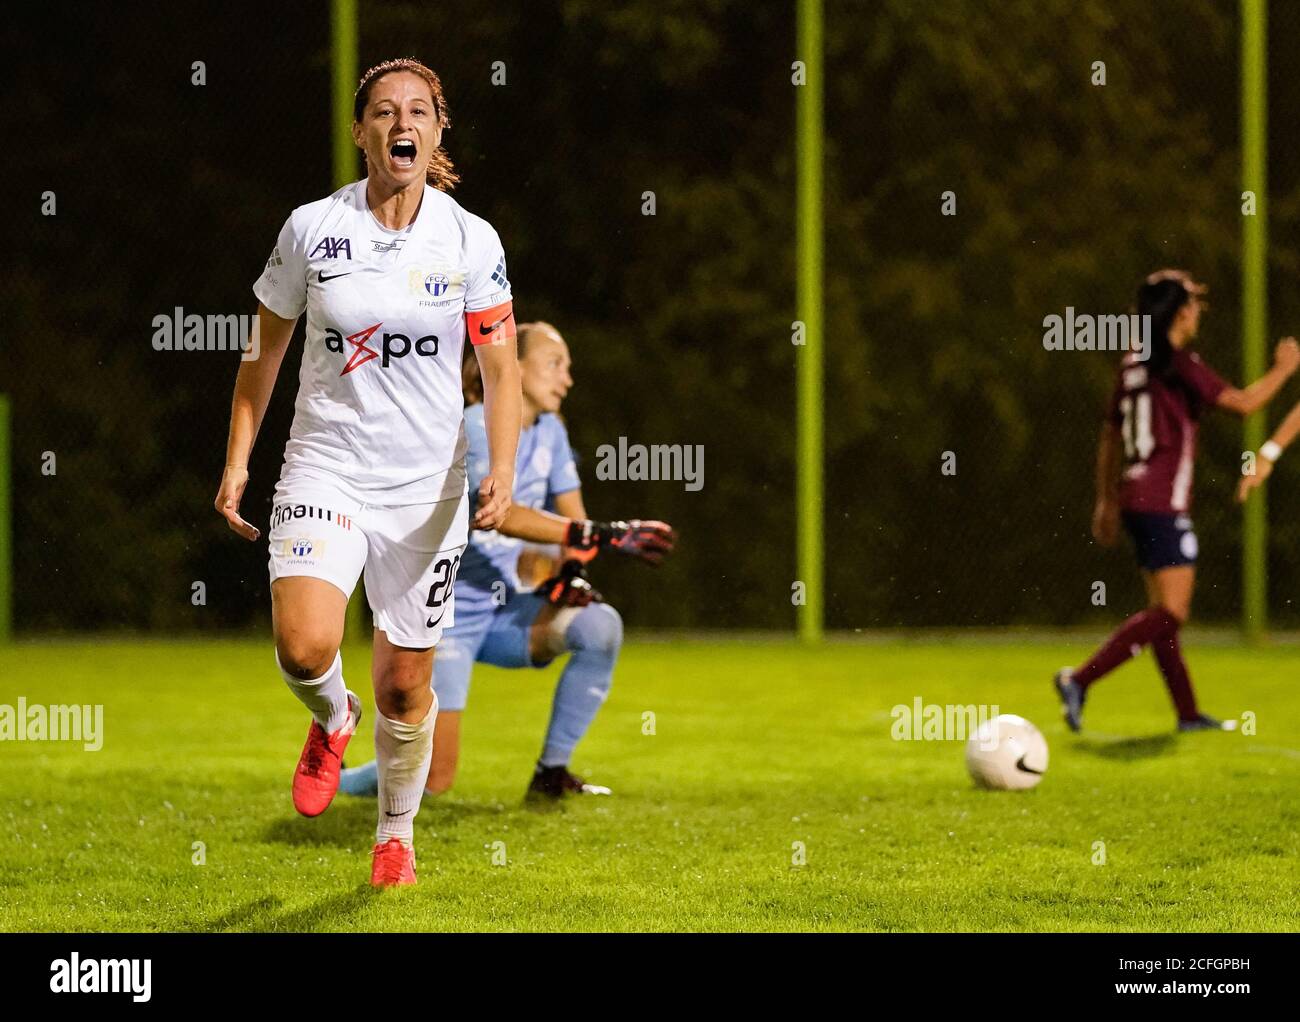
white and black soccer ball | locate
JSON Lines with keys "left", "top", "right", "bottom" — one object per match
{"left": 965, "top": 714, "right": 1049, "bottom": 790}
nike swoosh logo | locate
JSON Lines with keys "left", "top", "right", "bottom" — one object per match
{"left": 478, "top": 317, "right": 508, "bottom": 335}
{"left": 318, "top": 270, "right": 352, "bottom": 282}
{"left": 426, "top": 611, "right": 445, "bottom": 628}
{"left": 1015, "top": 755, "right": 1044, "bottom": 775}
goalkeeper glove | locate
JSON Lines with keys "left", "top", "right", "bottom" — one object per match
{"left": 536, "top": 558, "right": 602, "bottom": 607}
{"left": 565, "top": 519, "right": 676, "bottom": 566}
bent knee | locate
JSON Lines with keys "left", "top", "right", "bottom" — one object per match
{"left": 275, "top": 636, "right": 338, "bottom": 679}
{"left": 376, "top": 673, "right": 435, "bottom": 717}
{"left": 569, "top": 602, "right": 623, "bottom": 655}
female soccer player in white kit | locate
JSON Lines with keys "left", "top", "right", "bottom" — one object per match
{"left": 215, "top": 58, "right": 521, "bottom": 887}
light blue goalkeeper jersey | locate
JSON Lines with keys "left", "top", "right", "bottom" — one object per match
{"left": 456, "top": 402, "right": 580, "bottom": 612}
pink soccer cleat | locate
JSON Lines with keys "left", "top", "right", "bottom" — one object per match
{"left": 370, "top": 837, "right": 417, "bottom": 888}
{"left": 291, "top": 691, "right": 361, "bottom": 817}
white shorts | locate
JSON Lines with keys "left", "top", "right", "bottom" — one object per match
{"left": 267, "top": 478, "right": 469, "bottom": 648}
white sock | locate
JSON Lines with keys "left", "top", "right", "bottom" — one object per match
{"left": 277, "top": 650, "right": 350, "bottom": 733}
{"left": 375, "top": 696, "right": 437, "bottom": 846}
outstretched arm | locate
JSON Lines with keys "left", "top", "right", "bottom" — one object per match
{"left": 495, "top": 504, "right": 571, "bottom": 544}
{"left": 1216, "top": 337, "right": 1300, "bottom": 416}
{"left": 214, "top": 303, "right": 297, "bottom": 541}
{"left": 1237, "top": 398, "right": 1300, "bottom": 502}
{"left": 1264, "top": 399, "right": 1300, "bottom": 454}
{"left": 486, "top": 501, "right": 675, "bottom": 566}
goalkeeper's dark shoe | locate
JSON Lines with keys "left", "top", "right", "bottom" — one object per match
{"left": 1178, "top": 713, "right": 1235, "bottom": 733}
{"left": 1053, "top": 668, "right": 1085, "bottom": 733}
{"left": 525, "top": 764, "right": 612, "bottom": 801}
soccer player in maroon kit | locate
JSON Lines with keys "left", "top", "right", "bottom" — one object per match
{"left": 1055, "top": 270, "right": 1300, "bottom": 732}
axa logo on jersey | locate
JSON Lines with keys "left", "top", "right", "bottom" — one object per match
{"left": 324, "top": 323, "right": 441, "bottom": 376}
{"left": 310, "top": 236, "right": 352, "bottom": 259}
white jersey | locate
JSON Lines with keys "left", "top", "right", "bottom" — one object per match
{"left": 254, "top": 180, "right": 512, "bottom": 504}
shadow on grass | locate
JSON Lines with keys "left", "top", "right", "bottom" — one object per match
{"left": 193, "top": 887, "right": 377, "bottom": 932}
{"left": 263, "top": 794, "right": 522, "bottom": 847}
{"left": 261, "top": 801, "right": 379, "bottom": 847}
{"left": 1072, "top": 733, "right": 1175, "bottom": 760}
{"left": 193, "top": 895, "right": 281, "bottom": 932}
{"left": 419, "top": 797, "right": 517, "bottom": 822}
{"left": 258, "top": 886, "right": 376, "bottom": 932}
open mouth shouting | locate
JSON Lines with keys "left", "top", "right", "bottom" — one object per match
{"left": 389, "top": 139, "right": 418, "bottom": 169}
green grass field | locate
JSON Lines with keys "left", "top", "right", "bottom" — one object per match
{"left": 1, "top": 636, "right": 1297, "bottom": 932}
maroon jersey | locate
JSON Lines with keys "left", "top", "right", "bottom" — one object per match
{"left": 1106, "top": 348, "right": 1228, "bottom": 514}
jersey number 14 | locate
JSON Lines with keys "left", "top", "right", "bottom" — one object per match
{"left": 1119, "top": 392, "right": 1155, "bottom": 462}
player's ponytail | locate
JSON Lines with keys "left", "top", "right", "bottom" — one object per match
{"left": 353, "top": 58, "right": 461, "bottom": 192}
{"left": 1136, "top": 270, "right": 1197, "bottom": 376}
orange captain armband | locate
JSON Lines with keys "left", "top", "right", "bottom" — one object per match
{"left": 467, "top": 301, "right": 517, "bottom": 347}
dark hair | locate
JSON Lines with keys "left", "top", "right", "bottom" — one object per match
{"left": 1136, "top": 269, "right": 1201, "bottom": 375}
{"left": 461, "top": 322, "right": 557, "bottom": 406}
{"left": 353, "top": 57, "right": 460, "bottom": 191}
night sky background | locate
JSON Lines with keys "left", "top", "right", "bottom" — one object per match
{"left": 10, "top": 0, "right": 1300, "bottom": 633}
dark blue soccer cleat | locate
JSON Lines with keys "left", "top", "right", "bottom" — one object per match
{"left": 1178, "top": 713, "right": 1234, "bottom": 733}
{"left": 1054, "top": 668, "right": 1085, "bottom": 732}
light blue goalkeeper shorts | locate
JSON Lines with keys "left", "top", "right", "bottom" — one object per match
{"left": 433, "top": 589, "right": 549, "bottom": 711}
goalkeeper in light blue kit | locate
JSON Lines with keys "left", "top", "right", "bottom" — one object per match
{"left": 340, "top": 321, "right": 675, "bottom": 799}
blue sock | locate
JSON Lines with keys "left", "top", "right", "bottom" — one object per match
{"left": 539, "top": 603, "right": 622, "bottom": 767}
{"left": 338, "top": 759, "right": 379, "bottom": 797}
